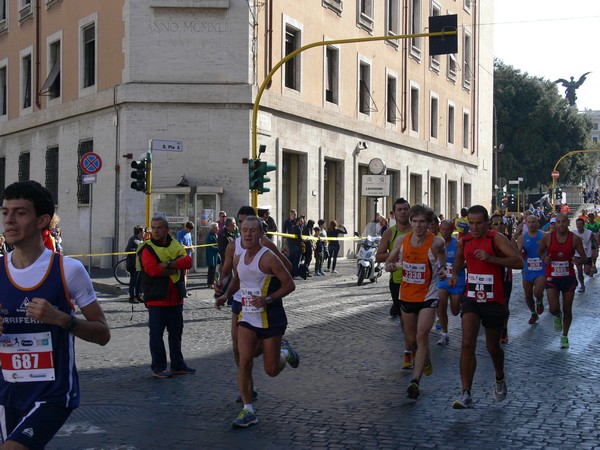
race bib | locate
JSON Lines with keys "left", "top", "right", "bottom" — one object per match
{"left": 402, "top": 262, "right": 426, "bottom": 284}
{"left": 445, "top": 262, "right": 454, "bottom": 277}
{"left": 550, "top": 261, "right": 569, "bottom": 277}
{"left": 467, "top": 273, "right": 494, "bottom": 302}
{"left": 0, "top": 332, "right": 55, "bottom": 383}
{"left": 241, "top": 289, "right": 264, "bottom": 313}
{"left": 527, "top": 257, "right": 543, "bottom": 272}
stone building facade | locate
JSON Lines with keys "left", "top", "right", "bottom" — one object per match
{"left": 0, "top": 0, "right": 494, "bottom": 265}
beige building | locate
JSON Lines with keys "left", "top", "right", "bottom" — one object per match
{"left": 0, "top": 0, "right": 493, "bottom": 266}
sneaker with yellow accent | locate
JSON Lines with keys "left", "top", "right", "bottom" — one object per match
{"left": 424, "top": 359, "right": 433, "bottom": 376}
{"left": 554, "top": 315, "right": 563, "bottom": 332}
{"left": 402, "top": 352, "right": 413, "bottom": 370}
{"left": 560, "top": 336, "right": 569, "bottom": 349}
{"left": 407, "top": 379, "right": 420, "bottom": 399}
{"left": 232, "top": 408, "right": 258, "bottom": 428}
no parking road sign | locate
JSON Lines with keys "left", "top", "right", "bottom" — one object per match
{"left": 80, "top": 152, "right": 103, "bottom": 175}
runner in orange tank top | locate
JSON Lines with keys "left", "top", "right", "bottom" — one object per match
{"left": 385, "top": 205, "right": 446, "bottom": 400}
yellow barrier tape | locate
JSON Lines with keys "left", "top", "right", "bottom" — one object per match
{"left": 66, "top": 243, "right": 217, "bottom": 259}
{"left": 267, "top": 232, "right": 361, "bottom": 242}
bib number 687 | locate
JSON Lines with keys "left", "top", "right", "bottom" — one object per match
{"left": 12, "top": 353, "right": 39, "bottom": 370}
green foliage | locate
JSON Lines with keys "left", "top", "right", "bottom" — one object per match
{"left": 494, "top": 60, "right": 592, "bottom": 189}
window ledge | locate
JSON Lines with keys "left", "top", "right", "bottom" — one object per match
{"left": 18, "top": 4, "right": 33, "bottom": 23}
{"left": 150, "top": 0, "right": 229, "bottom": 8}
{"left": 45, "top": 0, "right": 62, "bottom": 9}
{"left": 322, "top": 0, "right": 343, "bottom": 15}
{"left": 357, "top": 13, "right": 374, "bottom": 32}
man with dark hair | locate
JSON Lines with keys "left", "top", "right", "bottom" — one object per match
{"left": 385, "top": 205, "right": 447, "bottom": 399}
{"left": 0, "top": 181, "right": 110, "bottom": 448}
{"left": 176, "top": 220, "right": 195, "bottom": 291}
{"left": 126, "top": 225, "right": 145, "bottom": 303}
{"left": 449, "top": 205, "right": 523, "bottom": 409}
{"left": 140, "top": 216, "right": 195, "bottom": 378}
{"left": 376, "top": 198, "right": 414, "bottom": 369}
{"left": 538, "top": 213, "right": 586, "bottom": 349}
{"left": 454, "top": 207, "right": 470, "bottom": 239}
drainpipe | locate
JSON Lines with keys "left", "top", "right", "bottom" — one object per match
{"left": 34, "top": 0, "right": 41, "bottom": 109}
{"left": 113, "top": 84, "right": 121, "bottom": 260}
{"left": 470, "top": 0, "right": 477, "bottom": 155}
{"left": 266, "top": 0, "right": 273, "bottom": 88}
{"left": 400, "top": 0, "right": 408, "bottom": 132}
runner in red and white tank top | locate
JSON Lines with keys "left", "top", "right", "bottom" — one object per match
{"left": 537, "top": 213, "right": 586, "bottom": 350}
{"left": 448, "top": 205, "right": 523, "bottom": 409}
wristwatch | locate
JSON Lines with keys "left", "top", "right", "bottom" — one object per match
{"left": 66, "top": 317, "right": 78, "bottom": 332}
{"left": 265, "top": 296, "right": 274, "bottom": 305}
{"left": 166, "top": 260, "right": 173, "bottom": 268}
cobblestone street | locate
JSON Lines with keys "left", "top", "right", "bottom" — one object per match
{"left": 50, "top": 259, "right": 600, "bottom": 449}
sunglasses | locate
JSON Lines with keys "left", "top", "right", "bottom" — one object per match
{"left": 491, "top": 222, "right": 503, "bottom": 226}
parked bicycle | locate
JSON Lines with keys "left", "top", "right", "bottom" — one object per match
{"left": 113, "top": 257, "right": 130, "bottom": 286}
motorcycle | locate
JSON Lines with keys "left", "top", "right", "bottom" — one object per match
{"left": 355, "top": 234, "right": 384, "bottom": 286}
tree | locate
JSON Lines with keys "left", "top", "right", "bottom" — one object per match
{"left": 494, "top": 60, "right": 591, "bottom": 190}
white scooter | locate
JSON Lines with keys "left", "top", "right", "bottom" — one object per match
{"left": 356, "top": 234, "right": 384, "bottom": 286}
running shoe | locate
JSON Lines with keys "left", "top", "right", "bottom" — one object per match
{"left": 437, "top": 335, "right": 449, "bottom": 346}
{"left": 560, "top": 336, "right": 570, "bottom": 349}
{"left": 494, "top": 379, "right": 507, "bottom": 402}
{"left": 435, "top": 319, "right": 442, "bottom": 330}
{"left": 452, "top": 391, "right": 473, "bottom": 409}
{"left": 402, "top": 352, "right": 413, "bottom": 370}
{"left": 424, "top": 359, "right": 433, "bottom": 376}
{"left": 152, "top": 370, "right": 172, "bottom": 379}
{"left": 577, "top": 286, "right": 585, "bottom": 293}
{"left": 281, "top": 339, "right": 300, "bottom": 368}
{"left": 407, "top": 380, "right": 420, "bottom": 399}
{"left": 232, "top": 408, "right": 258, "bottom": 428}
{"left": 535, "top": 299, "right": 544, "bottom": 315}
{"left": 528, "top": 313, "right": 539, "bottom": 325}
{"left": 332, "top": 270, "right": 339, "bottom": 274}
{"left": 554, "top": 315, "right": 563, "bottom": 332}
{"left": 236, "top": 386, "right": 259, "bottom": 403}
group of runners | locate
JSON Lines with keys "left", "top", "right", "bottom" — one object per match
{"left": 377, "top": 199, "right": 589, "bottom": 408}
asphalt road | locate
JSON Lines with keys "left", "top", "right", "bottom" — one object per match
{"left": 48, "top": 259, "right": 600, "bottom": 449}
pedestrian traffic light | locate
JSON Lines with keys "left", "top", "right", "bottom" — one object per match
{"left": 249, "top": 159, "right": 261, "bottom": 191}
{"left": 257, "top": 161, "right": 276, "bottom": 194}
{"left": 131, "top": 158, "right": 149, "bottom": 192}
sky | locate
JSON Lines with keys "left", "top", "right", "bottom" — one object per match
{"left": 493, "top": 0, "right": 600, "bottom": 111}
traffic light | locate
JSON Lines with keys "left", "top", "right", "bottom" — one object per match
{"left": 249, "top": 159, "right": 261, "bottom": 191}
{"left": 429, "top": 14, "right": 458, "bottom": 56}
{"left": 257, "top": 161, "right": 276, "bottom": 194}
{"left": 509, "top": 194, "right": 516, "bottom": 207}
{"left": 131, "top": 158, "right": 149, "bottom": 192}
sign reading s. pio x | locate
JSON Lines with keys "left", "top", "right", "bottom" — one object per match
{"left": 151, "top": 139, "right": 183, "bottom": 152}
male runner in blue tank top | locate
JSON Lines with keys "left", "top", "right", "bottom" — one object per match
{"left": 0, "top": 181, "right": 110, "bottom": 448}
{"left": 517, "top": 214, "right": 546, "bottom": 324}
